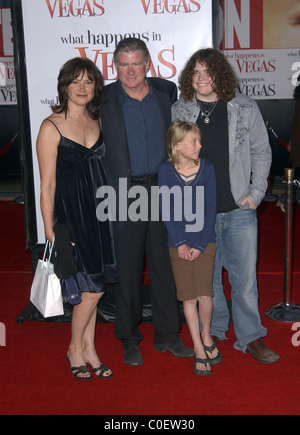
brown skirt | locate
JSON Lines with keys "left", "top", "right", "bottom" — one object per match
{"left": 169, "top": 243, "right": 216, "bottom": 302}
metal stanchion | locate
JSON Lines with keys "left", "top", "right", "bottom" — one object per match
{"left": 264, "top": 122, "right": 279, "bottom": 202}
{"left": 266, "top": 168, "right": 300, "bottom": 322}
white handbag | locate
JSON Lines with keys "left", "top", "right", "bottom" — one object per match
{"left": 30, "top": 239, "right": 64, "bottom": 318}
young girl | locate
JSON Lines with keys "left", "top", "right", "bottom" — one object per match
{"left": 158, "top": 121, "right": 222, "bottom": 376}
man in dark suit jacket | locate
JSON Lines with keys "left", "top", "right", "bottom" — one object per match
{"left": 101, "top": 38, "right": 194, "bottom": 365}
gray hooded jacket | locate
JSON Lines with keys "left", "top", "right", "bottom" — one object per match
{"left": 172, "top": 93, "right": 272, "bottom": 208}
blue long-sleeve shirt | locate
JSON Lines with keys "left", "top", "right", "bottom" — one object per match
{"left": 158, "top": 159, "right": 216, "bottom": 252}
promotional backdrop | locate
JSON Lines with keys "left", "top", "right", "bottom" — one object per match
{"left": 0, "top": 6, "right": 15, "bottom": 104}
{"left": 219, "top": 0, "right": 300, "bottom": 99}
{"left": 17, "top": 0, "right": 214, "bottom": 245}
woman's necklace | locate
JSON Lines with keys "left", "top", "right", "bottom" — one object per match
{"left": 197, "top": 100, "right": 218, "bottom": 124}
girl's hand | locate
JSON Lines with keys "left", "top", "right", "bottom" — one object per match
{"left": 190, "top": 249, "right": 201, "bottom": 262}
{"left": 177, "top": 244, "right": 192, "bottom": 261}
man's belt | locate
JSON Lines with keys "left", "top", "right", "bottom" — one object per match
{"left": 131, "top": 174, "right": 158, "bottom": 185}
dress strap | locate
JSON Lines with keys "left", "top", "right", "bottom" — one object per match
{"left": 44, "top": 118, "right": 62, "bottom": 137}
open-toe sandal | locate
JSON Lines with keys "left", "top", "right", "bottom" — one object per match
{"left": 67, "top": 357, "right": 93, "bottom": 381}
{"left": 194, "top": 357, "right": 211, "bottom": 377}
{"left": 87, "top": 363, "right": 113, "bottom": 379}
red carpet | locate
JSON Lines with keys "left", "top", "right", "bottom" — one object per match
{"left": 1, "top": 200, "right": 300, "bottom": 416}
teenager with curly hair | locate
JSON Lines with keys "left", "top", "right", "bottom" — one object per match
{"left": 172, "top": 48, "right": 280, "bottom": 364}
{"left": 178, "top": 48, "right": 237, "bottom": 104}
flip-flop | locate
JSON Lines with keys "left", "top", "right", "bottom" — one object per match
{"left": 194, "top": 357, "right": 211, "bottom": 377}
{"left": 203, "top": 343, "right": 223, "bottom": 366}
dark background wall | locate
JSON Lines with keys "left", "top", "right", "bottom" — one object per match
{"left": 1, "top": 100, "right": 293, "bottom": 183}
{"left": 0, "top": 0, "right": 20, "bottom": 181}
{"left": 0, "top": 105, "right": 20, "bottom": 181}
{"left": 258, "top": 99, "right": 294, "bottom": 178}
{"left": 0, "top": 102, "right": 294, "bottom": 182}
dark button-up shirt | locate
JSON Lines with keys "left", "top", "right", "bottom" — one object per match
{"left": 121, "top": 80, "right": 166, "bottom": 176}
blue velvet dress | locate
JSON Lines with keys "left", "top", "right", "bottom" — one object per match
{"left": 53, "top": 124, "right": 117, "bottom": 293}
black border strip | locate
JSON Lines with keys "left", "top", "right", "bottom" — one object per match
{"left": 10, "top": 0, "right": 37, "bottom": 249}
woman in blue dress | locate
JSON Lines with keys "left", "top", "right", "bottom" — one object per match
{"left": 36, "top": 58, "right": 117, "bottom": 380}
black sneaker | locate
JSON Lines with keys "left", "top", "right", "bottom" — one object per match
{"left": 123, "top": 346, "right": 144, "bottom": 366}
{"left": 154, "top": 341, "right": 195, "bottom": 358}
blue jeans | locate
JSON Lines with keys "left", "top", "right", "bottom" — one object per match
{"left": 211, "top": 208, "right": 267, "bottom": 352}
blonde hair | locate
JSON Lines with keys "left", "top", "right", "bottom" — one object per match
{"left": 166, "top": 121, "right": 201, "bottom": 168}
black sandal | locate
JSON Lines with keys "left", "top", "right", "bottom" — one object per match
{"left": 203, "top": 343, "right": 223, "bottom": 366}
{"left": 194, "top": 357, "right": 211, "bottom": 377}
{"left": 87, "top": 363, "right": 113, "bottom": 379}
{"left": 67, "top": 357, "right": 93, "bottom": 380}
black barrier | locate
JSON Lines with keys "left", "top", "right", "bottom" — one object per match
{"left": 266, "top": 168, "right": 300, "bottom": 322}
{"left": 0, "top": 133, "right": 18, "bottom": 157}
{"left": 16, "top": 283, "right": 186, "bottom": 325}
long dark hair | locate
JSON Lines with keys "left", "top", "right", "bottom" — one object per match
{"left": 179, "top": 48, "right": 237, "bottom": 103}
{"left": 52, "top": 58, "right": 104, "bottom": 120}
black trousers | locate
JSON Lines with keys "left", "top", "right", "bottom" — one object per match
{"left": 114, "top": 182, "right": 181, "bottom": 347}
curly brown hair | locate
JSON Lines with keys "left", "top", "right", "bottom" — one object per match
{"left": 179, "top": 48, "right": 237, "bottom": 103}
